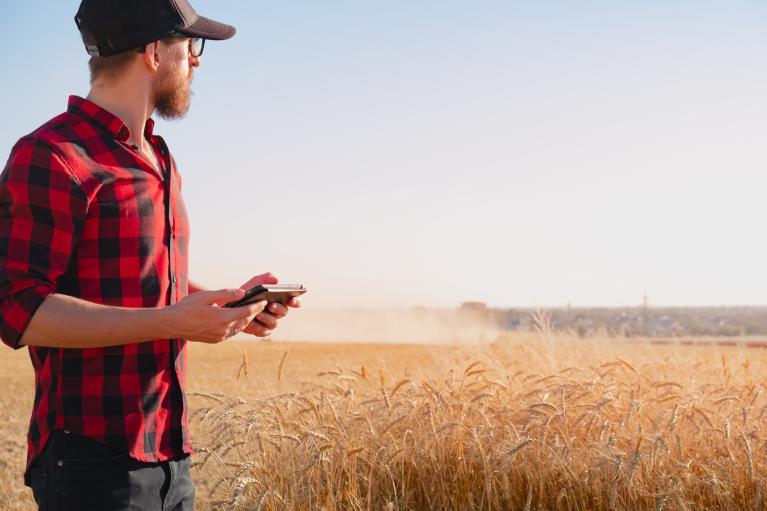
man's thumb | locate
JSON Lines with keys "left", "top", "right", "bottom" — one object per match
{"left": 206, "top": 288, "right": 245, "bottom": 305}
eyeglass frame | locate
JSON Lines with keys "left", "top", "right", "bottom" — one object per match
{"left": 136, "top": 33, "right": 205, "bottom": 58}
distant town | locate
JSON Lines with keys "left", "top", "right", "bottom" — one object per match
{"left": 456, "top": 301, "right": 767, "bottom": 337}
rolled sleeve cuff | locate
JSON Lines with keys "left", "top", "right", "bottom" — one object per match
{"left": 0, "top": 284, "right": 55, "bottom": 349}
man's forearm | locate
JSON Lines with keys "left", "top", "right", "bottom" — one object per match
{"left": 19, "top": 293, "right": 173, "bottom": 349}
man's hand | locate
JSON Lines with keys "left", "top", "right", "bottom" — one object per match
{"left": 239, "top": 272, "right": 302, "bottom": 337}
{"left": 165, "top": 288, "right": 267, "bottom": 343}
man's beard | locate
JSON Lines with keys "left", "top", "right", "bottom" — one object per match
{"left": 154, "top": 62, "right": 194, "bottom": 120}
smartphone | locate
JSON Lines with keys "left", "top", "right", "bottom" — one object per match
{"left": 223, "top": 284, "right": 307, "bottom": 308}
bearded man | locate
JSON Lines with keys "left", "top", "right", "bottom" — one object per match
{"left": 0, "top": 1, "right": 300, "bottom": 509}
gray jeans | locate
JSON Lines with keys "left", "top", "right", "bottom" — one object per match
{"left": 28, "top": 430, "right": 195, "bottom": 511}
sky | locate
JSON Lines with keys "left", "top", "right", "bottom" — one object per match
{"left": 2, "top": 1, "right": 767, "bottom": 309}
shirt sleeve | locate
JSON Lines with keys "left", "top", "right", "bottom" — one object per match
{"left": 0, "top": 138, "right": 88, "bottom": 349}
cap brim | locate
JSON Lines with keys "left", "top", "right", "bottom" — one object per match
{"left": 179, "top": 16, "right": 236, "bottom": 40}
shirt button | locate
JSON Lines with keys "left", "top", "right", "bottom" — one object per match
{"left": 172, "top": 274, "right": 177, "bottom": 283}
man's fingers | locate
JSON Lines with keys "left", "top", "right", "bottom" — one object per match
{"left": 257, "top": 272, "right": 279, "bottom": 285}
{"left": 245, "top": 322, "right": 273, "bottom": 337}
{"left": 287, "top": 297, "right": 301, "bottom": 308}
{"left": 255, "top": 312, "right": 279, "bottom": 329}
{"left": 247, "top": 300, "right": 268, "bottom": 317}
{"left": 266, "top": 303, "right": 289, "bottom": 318}
{"left": 226, "top": 300, "right": 267, "bottom": 320}
{"left": 240, "top": 272, "right": 279, "bottom": 290}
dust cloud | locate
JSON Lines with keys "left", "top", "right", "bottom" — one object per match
{"left": 233, "top": 307, "right": 502, "bottom": 344}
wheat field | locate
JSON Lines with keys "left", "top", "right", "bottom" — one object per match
{"left": 1, "top": 331, "right": 766, "bottom": 510}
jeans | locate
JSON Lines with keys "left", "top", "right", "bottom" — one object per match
{"left": 28, "top": 430, "right": 195, "bottom": 511}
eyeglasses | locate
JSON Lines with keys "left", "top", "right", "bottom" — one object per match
{"left": 137, "top": 34, "right": 205, "bottom": 58}
{"left": 182, "top": 36, "right": 205, "bottom": 58}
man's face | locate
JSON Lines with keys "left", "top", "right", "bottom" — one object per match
{"left": 153, "top": 38, "right": 196, "bottom": 120}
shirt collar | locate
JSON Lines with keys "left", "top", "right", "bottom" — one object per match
{"left": 67, "top": 95, "right": 155, "bottom": 141}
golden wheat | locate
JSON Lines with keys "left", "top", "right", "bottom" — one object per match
{"left": 1, "top": 334, "right": 766, "bottom": 510}
{"left": 178, "top": 334, "right": 767, "bottom": 510}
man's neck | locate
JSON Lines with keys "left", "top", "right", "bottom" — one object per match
{"left": 86, "top": 81, "right": 155, "bottom": 151}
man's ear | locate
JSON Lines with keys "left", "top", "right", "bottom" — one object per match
{"left": 142, "top": 41, "right": 162, "bottom": 73}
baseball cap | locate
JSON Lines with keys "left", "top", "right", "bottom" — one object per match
{"left": 74, "top": 0, "right": 236, "bottom": 57}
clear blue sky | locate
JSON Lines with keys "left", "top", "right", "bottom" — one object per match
{"left": 2, "top": 1, "right": 767, "bottom": 308}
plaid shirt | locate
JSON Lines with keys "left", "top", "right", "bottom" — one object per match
{"left": 0, "top": 96, "right": 192, "bottom": 485}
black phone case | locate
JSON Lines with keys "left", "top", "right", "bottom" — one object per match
{"left": 223, "top": 284, "right": 306, "bottom": 308}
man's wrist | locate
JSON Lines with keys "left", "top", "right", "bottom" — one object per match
{"left": 153, "top": 305, "right": 179, "bottom": 339}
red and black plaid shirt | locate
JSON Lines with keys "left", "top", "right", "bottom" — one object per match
{"left": 0, "top": 96, "right": 192, "bottom": 485}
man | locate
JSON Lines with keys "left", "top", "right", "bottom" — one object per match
{"left": 0, "top": 1, "right": 300, "bottom": 509}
